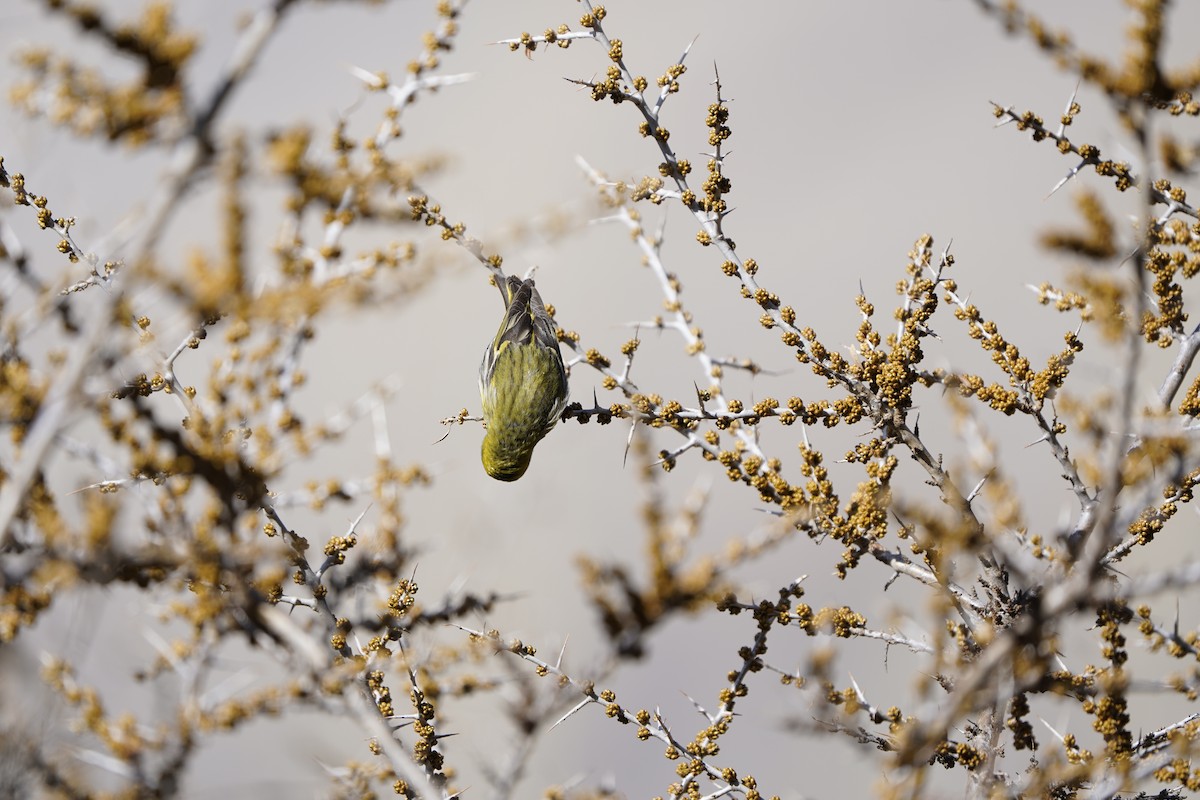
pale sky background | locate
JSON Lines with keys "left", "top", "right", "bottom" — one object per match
{"left": 3, "top": 1, "right": 1200, "bottom": 798}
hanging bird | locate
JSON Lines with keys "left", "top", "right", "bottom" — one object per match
{"left": 478, "top": 275, "right": 569, "bottom": 481}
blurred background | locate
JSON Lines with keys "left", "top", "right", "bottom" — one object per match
{"left": 3, "top": 1, "right": 1200, "bottom": 797}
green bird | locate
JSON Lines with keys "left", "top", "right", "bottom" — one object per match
{"left": 479, "top": 276, "right": 569, "bottom": 481}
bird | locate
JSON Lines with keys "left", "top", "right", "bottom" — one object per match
{"left": 478, "top": 275, "right": 569, "bottom": 481}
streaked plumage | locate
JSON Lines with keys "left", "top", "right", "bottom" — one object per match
{"left": 479, "top": 276, "right": 569, "bottom": 481}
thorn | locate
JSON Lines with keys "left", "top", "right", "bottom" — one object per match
{"left": 990, "top": 102, "right": 1016, "bottom": 127}
{"left": 1040, "top": 717, "right": 1066, "bottom": 743}
{"left": 966, "top": 473, "right": 990, "bottom": 504}
{"left": 679, "top": 34, "right": 700, "bottom": 64}
{"left": 348, "top": 505, "right": 371, "bottom": 534}
{"left": 681, "top": 691, "right": 715, "bottom": 723}
{"left": 654, "top": 212, "right": 668, "bottom": 247}
{"left": 555, "top": 636, "right": 570, "bottom": 670}
{"left": 549, "top": 698, "right": 593, "bottom": 733}
{"left": 623, "top": 419, "right": 637, "bottom": 468}
{"left": 1055, "top": 81, "right": 1081, "bottom": 139}
{"left": 67, "top": 480, "right": 123, "bottom": 496}
{"left": 1047, "top": 170, "right": 1074, "bottom": 199}
{"left": 347, "top": 64, "right": 386, "bottom": 89}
